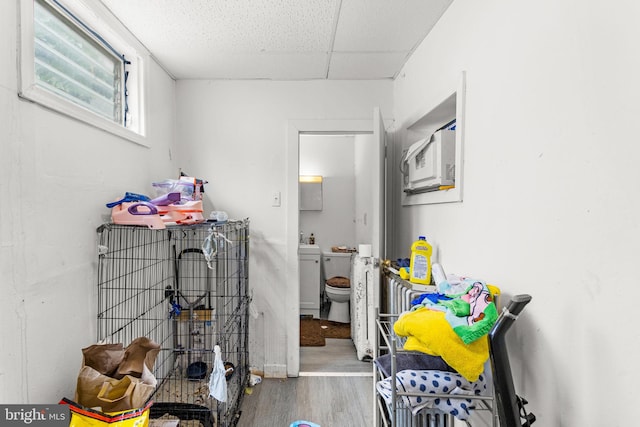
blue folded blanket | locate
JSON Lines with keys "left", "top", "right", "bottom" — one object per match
{"left": 374, "top": 352, "right": 455, "bottom": 377}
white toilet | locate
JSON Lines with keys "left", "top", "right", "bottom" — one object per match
{"left": 322, "top": 251, "right": 353, "bottom": 323}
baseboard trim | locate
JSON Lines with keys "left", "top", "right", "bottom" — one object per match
{"left": 263, "top": 364, "right": 287, "bottom": 378}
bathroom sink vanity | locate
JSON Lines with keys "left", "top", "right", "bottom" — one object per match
{"left": 299, "top": 244, "right": 321, "bottom": 318}
{"left": 298, "top": 244, "right": 321, "bottom": 255}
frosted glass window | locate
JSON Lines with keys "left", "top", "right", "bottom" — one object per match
{"left": 34, "top": 0, "right": 125, "bottom": 124}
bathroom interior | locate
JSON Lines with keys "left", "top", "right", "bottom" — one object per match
{"left": 298, "top": 133, "right": 376, "bottom": 373}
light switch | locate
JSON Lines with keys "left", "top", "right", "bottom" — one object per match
{"left": 272, "top": 191, "right": 281, "bottom": 207}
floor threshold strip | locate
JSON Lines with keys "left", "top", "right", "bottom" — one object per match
{"left": 298, "top": 371, "right": 373, "bottom": 377}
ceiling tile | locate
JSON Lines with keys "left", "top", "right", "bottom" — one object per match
{"left": 103, "top": 0, "right": 340, "bottom": 52}
{"left": 333, "top": 0, "right": 453, "bottom": 52}
{"left": 99, "top": 0, "right": 453, "bottom": 79}
{"left": 328, "top": 52, "right": 409, "bottom": 80}
{"left": 168, "top": 52, "right": 330, "bottom": 80}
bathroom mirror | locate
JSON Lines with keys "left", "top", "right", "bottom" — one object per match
{"left": 299, "top": 175, "right": 323, "bottom": 210}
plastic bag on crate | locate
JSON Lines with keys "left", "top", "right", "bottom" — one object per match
{"left": 152, "top": 176, "right": 207, "bottom": 201}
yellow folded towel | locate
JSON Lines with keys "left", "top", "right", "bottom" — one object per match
{"left": 393, "top": 307, "right": 489, "bottom": 382}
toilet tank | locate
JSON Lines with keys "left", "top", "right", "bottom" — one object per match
{"left": 322, "top": 252, "right": 353, "bottom": 280}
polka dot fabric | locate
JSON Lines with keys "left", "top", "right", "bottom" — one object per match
{"left": 375, "top": 369, "right": 488, "bottom": 420}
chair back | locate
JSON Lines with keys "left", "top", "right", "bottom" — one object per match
{"left": 488, "top": 294, "right": 532, "bottom": 427}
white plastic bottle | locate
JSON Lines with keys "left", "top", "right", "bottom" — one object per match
{"left": 432, "top": 263, "right": 446, "bottom": 285}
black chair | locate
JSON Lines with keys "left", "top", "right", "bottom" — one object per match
{"left": 489, "top": 294, "right": 536, "bottom": 427}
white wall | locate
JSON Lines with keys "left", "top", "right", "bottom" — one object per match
{"left": 354, "top": 134, "right": 375, "bottom": 247}
{"left": 0, "top": 1, "right": 177, "bottom": 403}
{"left": 391, "top": 0, "right": 640, "bottom": 425}
{"left": 300, "top": 134, "right": 356, "bottom": 252}
{"left": 174, "top": 80, "right": 392, "bottom": 375}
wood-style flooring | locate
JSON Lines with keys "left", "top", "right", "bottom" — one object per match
{"left": 236, "top": 317, "right": 374, "bottom": 427}
{"left": 300, "top": 338, "right": 372, "bottom": 374}
{"left": 235, "top": 376, "right": 373, "bottom": 427}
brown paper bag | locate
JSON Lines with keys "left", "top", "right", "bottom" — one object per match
{"left": 82, "top": 343, "right": 124, "bottom": 377}
{"left": 116, "top": 337, "right": 160, "bottom": 378}
{"left": 75, "top": 365, "right": 112, "bottom": 411}
{"left": 76, "top": 365, "right": 156, "bottom": 412}
{"left": 96, "top": 375, "right": 136, "bottom": 412}
{"left": 99, "top": 376, "right": 155, "bottom": 412}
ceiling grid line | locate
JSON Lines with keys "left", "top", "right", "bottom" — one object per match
{"left": 325, "top": 0, "right": 343, "bottom": 80}
{"left": 100, "top": 0, "right": 454, "bottom": 80}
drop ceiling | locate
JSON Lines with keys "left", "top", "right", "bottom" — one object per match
{"left": 100, "top": 0, "right": 453, "bottom": 80}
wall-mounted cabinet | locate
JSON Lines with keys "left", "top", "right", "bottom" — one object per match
{"left": 401, "top": 71, "right": 466, "bottom": 206}
{"left": 299, "top": 176, "right": 323, "bottom": 210}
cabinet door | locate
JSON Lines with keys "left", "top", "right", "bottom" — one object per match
{"left": 299, "top": 255, "right": 321, "bottom": 317}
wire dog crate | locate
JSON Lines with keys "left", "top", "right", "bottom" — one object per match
{"left": 96, "top": 219, "right": 250, "bottom": 427}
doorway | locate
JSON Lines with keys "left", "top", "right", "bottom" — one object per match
{"left": 285, "top": 110, "right": 386, "bottom": 377}
{"left": 298, "top": 133, "right": 374, "bottom": 375}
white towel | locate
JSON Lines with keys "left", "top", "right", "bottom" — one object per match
{"left": 208, "top": 345, "right": 227, "bottom": 402}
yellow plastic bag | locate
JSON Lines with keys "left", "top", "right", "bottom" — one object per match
{"left": 60, "top": 398, "right": 151, "bottom": 427}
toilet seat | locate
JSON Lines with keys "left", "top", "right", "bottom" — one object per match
{"left": 326, "top": 276, "right": 350, "bottom": 288}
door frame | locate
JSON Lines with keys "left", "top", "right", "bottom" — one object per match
{"left": 286, "top": 118, "right": 378, "bottom": 377}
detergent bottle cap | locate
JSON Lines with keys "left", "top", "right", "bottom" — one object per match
{"left": 419, "top": 236, "right": 426, "bottom": 240}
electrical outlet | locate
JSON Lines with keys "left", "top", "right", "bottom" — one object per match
{"left": 272, "top": 191, "right": 281, "bottom": 207}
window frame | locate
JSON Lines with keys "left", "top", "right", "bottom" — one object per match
{"left": 18, "top": 0, "right": 150, "bottom": 146}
